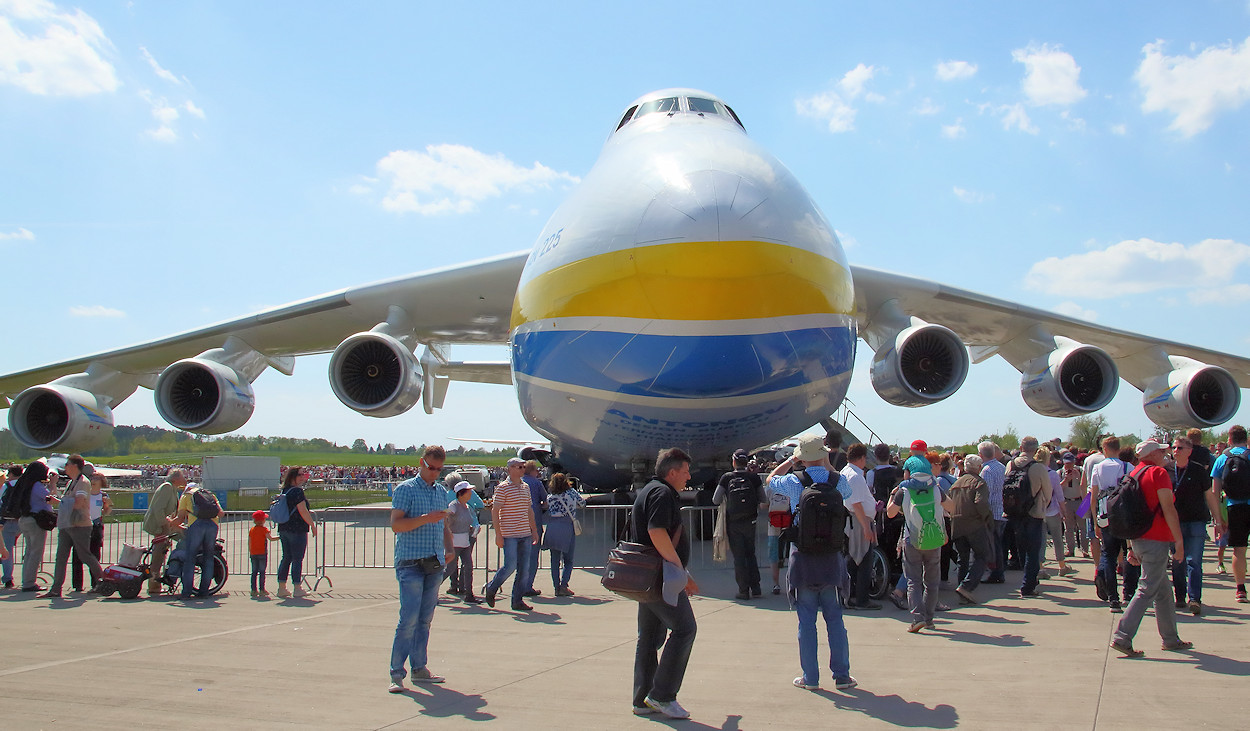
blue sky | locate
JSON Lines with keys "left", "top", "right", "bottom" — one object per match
{"left": 2, "top": 1, "right": 1250, "bottom": 451}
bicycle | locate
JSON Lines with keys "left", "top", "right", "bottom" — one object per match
{"left": 98, "top": 534, "right": 228, "bottom": 599}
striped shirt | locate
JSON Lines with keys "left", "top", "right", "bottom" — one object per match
{"left": 493, "top": 480, "right": 533, "bottom": 538}
{"left": 392, "top": 475, "right": 451, "bottom": 563}
{"left": 981, "top": 459, "right": 1006, "bottom": 522}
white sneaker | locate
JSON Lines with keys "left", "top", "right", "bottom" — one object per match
{"left": 631, "top": 706, "right": 657, "bottom": 715}
{"left": 834, "top": 676, "right": 858, "bottom": 690}
{"left": 388, "top": 679, "right": 404, "bottom": 693}
{"left": 644, "top": 696, "right": 690, "bottom": 719}
{"left": 411, "top": 667, "right": 445, "bottom": 684}
{"left": 292, "top": 585, "right": 309, "bottom": 597}
{"left": 793, "top": 676, "right": 819, "bottom": 690}
{"left": 276, "top": 583, "right": 292, "bottom": 598}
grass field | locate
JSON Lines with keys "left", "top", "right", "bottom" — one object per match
{"left": 89, "top": 452, "right": 511, "bottom": 469}
{"left": 106, "top": 487, "right": 393, "bottom": 513}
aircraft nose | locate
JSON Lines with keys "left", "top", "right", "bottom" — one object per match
{"left": 635, "top": 169, "right": 779, "bottom": 245}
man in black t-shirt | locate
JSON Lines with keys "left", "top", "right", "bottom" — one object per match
{"left": 712, "top": 449, "right": 766, "bottom": 599}
{"left": 1170, "top": 433, "right": 1220, "bottom": 615}
{"left": 631, "top": 448, "right": 698, "bottom": 721}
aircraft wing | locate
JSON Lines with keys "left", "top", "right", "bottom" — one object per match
{"left": 850, "top": 265, "right": 1250, "bottom": 424}
{"left": 0, "top": 250, "right": 529, "bottom": 407}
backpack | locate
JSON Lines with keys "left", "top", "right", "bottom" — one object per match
{"left": 1106, "top": 465, "right": 1161, "bottom": 540}
{"left": 792, "top": 470, "right": 847, "bottom": 555}
{"left": 902, "top": 477, "right": 947, "bottom": 549}
{"left": 1221, "top": 450, "right": 1250, "bottom": 500}
{"left": 269, "top": 489, "right": 293, "bottom": 524}
{"left": 0, "top": 480, "right": 23, "bottom": 520}
{"left": 191, "top": 488, "right": 221, "bottom": 520}
{"left": 1001, "top": 460, "right": 1037, "bottom": 519}
{"left": 870, "top": 465, "right": 900, "bottom": 503}
{"left": 724, "top": 472, "right": 758, "bottom": 522}
{"left": 767, "top": 490, "right": 792, "bottom": 529}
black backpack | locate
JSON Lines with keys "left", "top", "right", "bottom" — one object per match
{"left": 792, "top": 470, "right": 847, "bottom": 555}
{"left": 0, "top": 480, "right": 24, "bottom": 520}
{"left": 1221, "top": 450, "right": 1250, "bottom": 500}
{"left": 191, "top": 488, "right": 221, "bottom": 520}
{"left": 724, "top": 472, "right": 758, "bottom": 522}
{"left": 1106, "top": 465, "right": 1161, "bottom": 539}
{"left": 871, "top": 465, "right": 900, "bottom": 503}
{"left": 1001, "top": 460, "right": 1037, "bottom": 519}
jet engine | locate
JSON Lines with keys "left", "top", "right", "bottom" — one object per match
{"left": 7, "top": 384, "right": 115, "bottom": 452}
{"left": 1020, "top": 344, "right": 1119, "bottom": 417}
{"left": 870, "top": 323, "right": 969, "bottom": 407}
{"left": 328, "top": 332, "right": 423, "bottom": 417}
{"left": 1143, "top": 361, "right": 1241, "bottom": 428}
{"left": 154, "top": 359, "right": 256, "bottom": 433}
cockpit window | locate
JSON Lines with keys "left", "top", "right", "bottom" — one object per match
{"left": 724, "top": 104, "right": 745, "bottom": 130}
{"left": 616, "top": 105, "right": 638, "bottom": 131}
{"left": 687, "top": 97, "right": 719, "bottom": 115}
{"left": 634, "top": 97, "right": 680, "bottom": 118}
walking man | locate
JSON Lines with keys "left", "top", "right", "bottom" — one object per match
{"left": 389, "top": 445, "right": 452, "bottom": 692}
{"left": 484, "top": 457, "right": 539, "bottom": 611}
{"left": 1211, "top": 424, "right": 1249, "bottom": 603}
{"left": 712, "top": 448, "right": 765, "bottom": 600}
{"left": 1169, "top": 435, "right": 1219, "bottom": 614}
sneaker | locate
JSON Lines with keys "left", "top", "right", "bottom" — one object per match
{"left": 276, "top": 585, "right": 292, "bottom": 598}
{"left": 3, "top": 580, "right": 13, "bottom": 589}
{"left": 388, "top": 679, "right": 405, "bottom": 693}
{"left": 485, "top": 586, "right": 497, "bottom": 608}
{"left": 555, "top": 587, "right": 575, "bottom": 597}
{"left": 772, "top": 584, "right": 781, "bottom": 595}
{"left": 793, "top": 676, "right": 819, "bottom": 690}
{"left": 1094, "top": 572, "right": 1108, "bottom": 601}
{"left": 1188, "top": 600, "right": 1202, "bottom": 616}
{"left": 925, "top": 620, "right": 936, "bottom": 629}
{"left": 292, "top": 586, "right": 309, "bottom": 597}
{"left": 935, "top": 602, "right": 951, "bottom": 612}
{"left": 1059, "top": 566, "right": 1076, "bottom": 577}
{"left": 523, "top": 589, "right": 542, "bottom": 598}
{"left": 1162, "top": 640, "right": 1194, "bottom": 652}
{"left": 1109, "top": 598, "right": 1123, "bottom": 613}
{"left": 955, "top": 587, "right": 978, "bottom": 605}
{"left": 1020, "top": 589, "right": 1041, "bottom": 598}
{"left": 1237, "top": 589, "right": 1248, "bottom": 604}
{"left": 750, "top": 586, "right": 762, "bottom": 597}
{"left": 1175, "top": 598, "right": 1187, "bottom": 611}
{"left": 1217, "top": 562, "right": 1227, "bottom": 575}
{"left": 1110, "top": 639, "right": 1143, "bottom": 657}
{"left": 734, "top": 592, "right": 751, "bottom": 600}
{"left": 411, "top": 667, "right": 445, "bottom": 684}
{"left": 632, "top": 705, "right": 657, "bottom": 716}
{"left": 511, "top": 602, "right": 533, "bottom": 611}
{"left": 834, "top": 676, "right": 858, "bottom": 690}
{"left": 644, "top": 696, "right": 690, "bottom": 719}
{"left": 250, "top": 590, "right": 259, "bottom": 597}
{"left": 37, "top": 591, "right": 61, "bottom": 599}
{"left": 463, "top": 595, "right": 483, "bottom": 605}
{"left": 907, "top": 620, "right": 925, "bottom": 633}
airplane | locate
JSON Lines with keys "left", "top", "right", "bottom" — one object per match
{"left": 2, "top": 88, "right": 1248, "bottom": 488}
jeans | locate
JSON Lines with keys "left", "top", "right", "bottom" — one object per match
{"left": 953, "top": 528, "right": 990, "bottom": 592}
{"left": 986, "top": 520, "right": 1007, "bottom": 580}
{"left": 485, "top": 535, "right": 532, "bottom": 605}
{"left": 17, "top": 516, "right": 48, "bottom": 589}
{"left": 49, "top": 526, "right": 102, "bottom": 593}
{"left": 1171, "top": 521, "right": 1207, "bottom": 603}
{"left": 278, "top": 530, "right": 308, "bottom": 585}
{"left": 71, "top": 521, "right": 104, "bottom": 591}
{"left": 390, "top": 562, "right": 443, "bottom": 681}
{"left": 1098, "top": 532, "right": 1141, "bottom": 602}
{"left": 903, "top": 543, "right": 941, "bottom": 622}
{"left": 1062, "top": 498, "right": 1087, "bottom": 553}
{"left": 1019, "top": 516, "right": 1044, "bottom": 593}
{"left": 251, "top": 555, "right": 267, "bottom": 592}
{"left": 445, "top": 539, "right": 475, "bottom": 595}
{"left": 521, "top": 515, "right": 544, "bottom": 592}
{"left": 181, "top": 519, "right": 218, "bottom": 596}
{"left": 633, "top": 591, "right": 697, "bottom": 706}
{"left": 794, "top": 584, "right": 850, "bottom": 686}
{"left": 550, "top": 542, "right": 574, "bottom": 590}
{"left": 1, "top": 520, "right": 20, "bottom": 584}
{"left": 727, "top": 520, "right": 761, "bottom": 594}
{"left": 851, "top": 549, "right": 875, "bottom": 605}
{"left": 1114, "top": 538, "right": 1181, "bottom": 646}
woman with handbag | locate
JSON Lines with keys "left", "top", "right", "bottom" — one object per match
{"left": 12, "top": 460, "right": 55, "bottom": 592}
{"left": 543, "top": 473, "right": 586, "bottom": 596}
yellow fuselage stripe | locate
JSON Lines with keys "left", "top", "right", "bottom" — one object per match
{"left": 512, "top": 240, "right": 854, "bottom": 327}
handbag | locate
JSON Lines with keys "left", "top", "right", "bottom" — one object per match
{"left": 33, "top": 510, "right": 58, "bottom": 531}
{"left": 571, "top": 514, "right": 582, "bottom": 536}
{"left": 601, "top": 541, "right": 664, "bottom": 602}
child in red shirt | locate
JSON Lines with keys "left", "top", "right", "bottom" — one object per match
{"left": 249, "top": 510, "right": 279, "bottom": 597}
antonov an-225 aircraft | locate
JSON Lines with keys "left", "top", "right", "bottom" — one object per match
{"left": 3, "top": 89, "right": 1249, "bottom": 486}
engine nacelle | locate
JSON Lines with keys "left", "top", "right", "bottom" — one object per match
{"left": 1143, "top": 363, "right": 1241, "bottom": 428}
{"left": 870, "top": 323, "right": 969, "bottom": 407}
{"left": 155, "top": 359, "right": 256, "bottom": 433}
{"left": 1020, "top": 344, "right": 1119, "bottom": 417}
{"left": 328, "top": 332, "right": 422, "bottom": 417}
{"left": 7, "top": 384, "right": 115, "bottom": 451}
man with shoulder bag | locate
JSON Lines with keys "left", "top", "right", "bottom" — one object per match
{"left": 41, "top": 455, "right": 103, "bottom": 598}
{"left": 143, "top": 469, "right": 187, "bottom": 596}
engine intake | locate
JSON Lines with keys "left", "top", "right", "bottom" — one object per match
{"left": 155, "top": 359, "right": 256, "bottom": 433}
{"left": 329, "top": 332, "right": 422, "bottom": 417}
{"left": 870, "top": 323, "right": 969, "bottom": 406}
{"left": 1143, "top": 362, "right": 1241, "bottom": 428}
{"left": 1021, "top": 344, "right": 1119, "bottom": 417}
{"left": 7, "top": 384, "right": 115, "bottom": 451}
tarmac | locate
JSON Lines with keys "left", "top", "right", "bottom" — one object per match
{"left": 2, "top": 543, "right": 1248, "bottom": 730}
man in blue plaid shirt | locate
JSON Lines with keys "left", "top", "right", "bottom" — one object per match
{"left": 388, "top": 445, "right": 452, "bottom": 693}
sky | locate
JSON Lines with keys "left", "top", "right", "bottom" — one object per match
{"left": 2, "top": 0, "right": 1250, "bottom": 453}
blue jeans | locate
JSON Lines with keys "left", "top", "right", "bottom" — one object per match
{"left": 278, "top": 530, "right": 308, "bottom": 584}
{"left": 486, "top": 536, "right": 532, "bottom": 605}
{"left": 521, "top": 515, "right": 543, "bottom": 592}
{"left": 1019, "top": 516, "right": 1044, "bottom": 593}
{"left": 794, "top": 584, "right": 850, "bottom": 686}
{"left": 390, "top": 562, "right": 443, "bottom": 681}
{"left": 181, "top": 519, "right": 218, "bottom": 596}
{"left": 251, "top": 555, "right": 267, "bottom": 592}
{"left": 986, "top": 520, "right": 1007, "bottom": 580}
{"left": 1, "top": 520, "right": 20, "bottom": 584}
{"left": 1172, "top": 521, "right": 1207, "bottom": 603}
{"left": 634, "top": 591, "right": 697, "bottom": 706}
{"left": 550, "top": 543, "right": 574, "bottom": 590}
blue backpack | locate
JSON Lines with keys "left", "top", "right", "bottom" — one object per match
{"left": 269, "top": 490, "right": 292, "bottom": 524}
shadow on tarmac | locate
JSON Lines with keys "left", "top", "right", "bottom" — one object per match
{"left": 397, "top": 683, "right": 496, "bottom": 721}
{"left": 813, "top": 688, "right": 959, "bottom": 728}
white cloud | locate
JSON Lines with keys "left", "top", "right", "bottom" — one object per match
{"left": 796, "top": 64, "right": 878, "bottom": 134}
{"left": 183, "top": 100, "right": 204, "bottom": 118}
{"left": 1012, "top": 43, "right": 1087, "bottom": 106}
{"left": 981, "top": 102, "right": 1038, "bottom": 134}
{"left": 0, "top": 227, "right": 35, "bottom": 240}
{"left": 1135, "top": 37, "right": 1250, "bottom": 137}
{"left": 941, "top": 118, "right": 966, "bottom": 138}
{"left": 1053, "top": 301, "right": 1098, "bottom": 321}
{"left": 1109, "top": 123, "right": 1127, "bottom": 136}
{"left": 140, "top": 46, "right": 179, "bottom": 84}
{"left": 936, "top": 60, "right": 977, "bottom": 81}
{"left": 1189, "top": 283, "right": 1250, "bottom": 305}
{"left": 69, "top": 304, "right": 125, "bottom": 318}
{"left": 953, "top": 186, "right": 990, "bottom": 203}
{"left": 374, "top": 144, "right": 580, "bottom": 215}
{"left": 915, "top": 97, "right": 942, "bottom": 115}
{"left": 1024, "top": 238, "right": 1250, "bottom": 300}
{"left": 0, "top": 0, "right": 119, "bottom": 95}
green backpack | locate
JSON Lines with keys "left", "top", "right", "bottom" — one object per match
{"left": 903, "top": 478, "right": 947, "bottom": 550}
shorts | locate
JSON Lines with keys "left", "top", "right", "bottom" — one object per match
{"left": 767, "top": 535, "right": 791, "bottom": 563}
{"left": 1227, "top": 503, "right": 1250, "bottom": 548}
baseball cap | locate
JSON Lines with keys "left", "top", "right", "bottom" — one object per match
{"left": 1062, "top": 452, "right": 1076, "bottom": 463}
{"left": 1135, "top": 440, "right": 1167, "bottom": 458}
{"left": 506, "top": 457, "right": 525, "bottom": 467}
{"left": 732, "top": 448, "right": 749, "bottom": 461}
{"left": 454, "top": 480, "right": 474, "bottom": 494}
{"left": 910, "top": 439, "right": 928, "bottom": 452}
{"left": 252, "top": 510, "right": 267, "bottom": 521}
